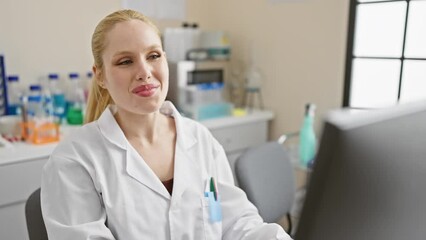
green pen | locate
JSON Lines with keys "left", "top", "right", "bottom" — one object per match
{"left": 210, "top": 177, "right": 217, "bottom": 201}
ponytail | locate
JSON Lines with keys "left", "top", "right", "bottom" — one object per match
{"left": 84, "top": 76, "right": 113, "bottom": 123}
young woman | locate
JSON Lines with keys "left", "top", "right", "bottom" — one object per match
{"left": 41, "top": 9, "right": 292, "bottom": 240}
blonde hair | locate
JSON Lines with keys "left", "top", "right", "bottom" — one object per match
{"left": 85, "top": 9, "right": 161, "bottom": 123}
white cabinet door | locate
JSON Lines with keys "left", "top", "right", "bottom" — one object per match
{"left": 0, "top": 158, "right": 47, "bottom": 240}
{"left": 0, "top": 202, "right": 28, "bottom": 240}
{"left": 0, "top": 158, "right": 47, "bottom": 206}
{"left": 209, "top": 121, "right": 268, "bottom": 154}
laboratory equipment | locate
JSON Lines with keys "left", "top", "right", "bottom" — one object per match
{"left": 168, "top": 60, "right": 230, "bottom": 109}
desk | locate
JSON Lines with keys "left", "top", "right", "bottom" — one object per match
{"left": 0, "top": 110, "right": 273, "bottom": 240}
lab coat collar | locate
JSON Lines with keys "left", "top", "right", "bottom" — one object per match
{"left": 97, "top": 102, "right": 199, "bottom": 200}
{"left": 97, "top": 105, "right": 128, "bottom": 150}
{"left": 97, "top": 102, "right": 197, "bottom": 150}
{"left": 161, "top": 101, "right": 197, "bottom": 150}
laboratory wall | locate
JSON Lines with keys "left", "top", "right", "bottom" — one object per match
{"left": 0, "top": 0, "right": 349, "bottom": 140}
{"left": 186, "top": 0, "right": 350, "bottom": 139}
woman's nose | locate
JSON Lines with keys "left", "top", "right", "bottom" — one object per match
{"left": 135, "top": 58, "right": 152, "bottom": 81}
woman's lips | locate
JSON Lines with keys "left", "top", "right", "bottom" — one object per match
{"left": 131, "top": 84, "right": 159, "bottom": 97}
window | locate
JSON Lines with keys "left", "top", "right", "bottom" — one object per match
{"left": 343, "top": 0, "right": 426, "bottom": 108}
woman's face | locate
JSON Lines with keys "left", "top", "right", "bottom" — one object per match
{"left": 97, "top": 19, "right": 169, "bottom": 115}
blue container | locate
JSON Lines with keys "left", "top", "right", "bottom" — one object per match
{"left": 196, "top": 102, "right": 233, "bottom": 121}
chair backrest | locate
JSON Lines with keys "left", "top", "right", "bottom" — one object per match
{"left": 235, "top": 141, "right": 296, "bottom": 223}
{"left": 25, "top": 188, "right": 48, "bottom": 240}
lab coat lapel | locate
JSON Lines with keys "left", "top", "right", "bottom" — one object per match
{"left": 172, "top": 140, "right": 200, "bottom": 200}
{"left": 126, "top": 146, "right": 171, "bottom": 199}
{"left": 169, "top": 104, "right": 203, "bottom": 201}
{"left": 97, "top": 105, "right": 170, "bottom": 199}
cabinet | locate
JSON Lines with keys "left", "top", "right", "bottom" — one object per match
{"left": 0, "top": 145, "right": 54, "bottom": 240}
{"left": 0, "top": 110, "right": 273, "bottom": 239}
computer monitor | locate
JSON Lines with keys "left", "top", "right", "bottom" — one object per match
{"left": 294, "top": 100, "right": 426, "bottom": 240}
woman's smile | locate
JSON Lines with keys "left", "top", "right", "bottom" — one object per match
{"left": 131, "top": 84, "right": 159, "bottom": 97}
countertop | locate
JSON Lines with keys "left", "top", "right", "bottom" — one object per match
{"left": 0, "top": 110, "right": 274, "bottom": 166}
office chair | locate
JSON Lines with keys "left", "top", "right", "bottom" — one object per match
{"left": 235, "top": 140, "right": 296, "bottom": 234}
{"left": 25, "top": 188, "right": 48, "bottom": 240}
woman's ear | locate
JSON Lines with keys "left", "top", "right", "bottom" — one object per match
{"left": 93, "top": 65, "right": 106, "bottom": 89}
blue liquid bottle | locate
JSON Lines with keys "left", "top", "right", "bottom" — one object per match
{"left": 299, "top": 103, "right": 317, "bottom": 168}
{"left": 49, "top": 73, "right": 66, "bottom": 124}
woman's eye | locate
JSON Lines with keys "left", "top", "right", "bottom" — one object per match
{"left": 118, "top": 59, "right": 132, "bottom": 65}
{"left": 148, "top": 54, "right": 161, "bottom": 60}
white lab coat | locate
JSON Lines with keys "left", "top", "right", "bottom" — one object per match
{"left": 41, "top": 101, "right": 292, "bottom": 240}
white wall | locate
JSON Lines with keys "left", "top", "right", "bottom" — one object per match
{"left": 0, "top": 0, "right": 350, "bottom": 139}
{"left": 0, "top": 0, "right": 120, "bottom": 86}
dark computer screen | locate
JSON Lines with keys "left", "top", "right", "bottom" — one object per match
{"left": 295, "top": 100, "right": 426, "bottom": 240}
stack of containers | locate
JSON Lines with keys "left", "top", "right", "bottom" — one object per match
{"left": 181, "top": 82, "right": 232, "bottom": 120}
{"left": 163, "top": 25, "right": 200, "bottom": 62}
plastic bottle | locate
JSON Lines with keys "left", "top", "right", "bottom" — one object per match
{"left": 27, "top": 84, "right": 42, "bottom": 102}
{"left": 27, "top": 84, "right": 43, "bottom": 121}
{"left": 6, "top": 75, "right": 22, "bottom": 115}
{"left": 42, "top": 87, "right": 54, "bottom": 124}
{"left": 66, "top": 73, "right": 85, "bottom": 125}
{"left": 83, "top": 71, "right": 93, "bottom": 102}
{"left": 48, "top": 73, "right": 66, "bottom": 124}
{"left": 299, "top": 103, "right": 317, "bottom": 168}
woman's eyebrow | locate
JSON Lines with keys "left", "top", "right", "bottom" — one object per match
{"left": 112, "top": 51, "right": 133, "bottom": 58}
{"left": 112, "top": 45, "right": 162, "bottom": 58}
{"left": 145, "top": 44, "right": 162, "bottom": 52}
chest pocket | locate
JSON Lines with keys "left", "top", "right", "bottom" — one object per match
{"left": 201, "top": 197, "right": 223, "bottom": 239}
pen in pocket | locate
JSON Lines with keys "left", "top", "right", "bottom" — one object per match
{"left": 210, "top": 177, "right": 218, "bottom": 201}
